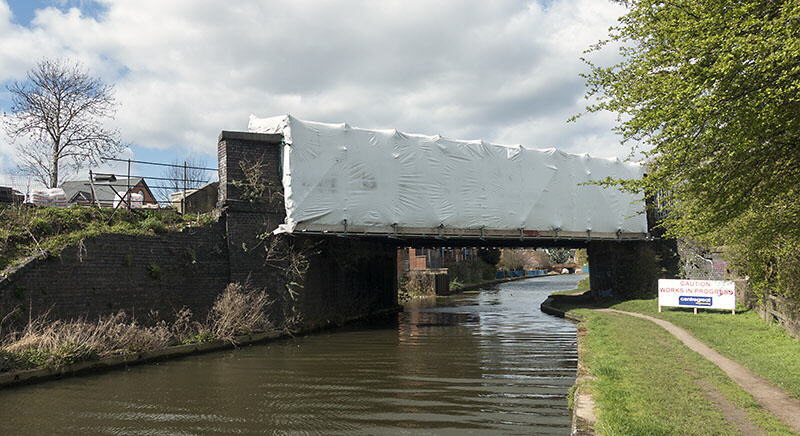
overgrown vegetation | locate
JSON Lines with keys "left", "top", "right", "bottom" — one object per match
{"left": 0, "top": 282, "right": 274, "bottom": 373}
{"left": 581, "top": 1, "right": 800, "bottom": 303}
{"left": 231, "top": 156, "right": 283, "bottom": 207}
{"left": 444, "top": 257, "right": 496, "bottom": 288}
{"left": 261, "top": 234, "right": 317, "bottom": 328}
{"left": 207, "top": 282, "right": 272, "bottom": 341}
{"left": 0, "top": 205, "right": 212, "bottom": 272}
{"left": 399, "top": 271, "right": 435, "bottom": 299}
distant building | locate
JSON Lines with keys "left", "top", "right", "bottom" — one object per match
{"left": 397, "top": 247, "right": 477, "bottom": 274}
{"left": 61, "top": 177, "right": 157, "bottom": 207}
{"left": 169, "top": 182, "right": 219, "bottom": 214}
{"left": 0, "top": 186, "right": 25, "bottom": 204}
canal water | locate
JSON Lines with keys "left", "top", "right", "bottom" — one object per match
{"left": 0, "top": 274, "right": 581, "bottom": 435}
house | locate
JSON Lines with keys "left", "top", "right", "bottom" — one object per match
{"left": 61, "top": 177, "right": 157, "bottom": 208}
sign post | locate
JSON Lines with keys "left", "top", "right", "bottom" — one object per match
{"left": 658, "top": 279, "right": 736, "bottom": 314}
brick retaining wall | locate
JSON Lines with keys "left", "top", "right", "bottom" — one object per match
{"left": 0, "top": 222, "right": 230, "bottom": 325}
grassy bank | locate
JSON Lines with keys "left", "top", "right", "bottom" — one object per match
{"left": 0, "top": 205, "right": 212, "bottom": 273}
{"left": 548, "top": 273, "right": 590, "bottom": 295}
{"left": 574, "top": 309, "right": 792, "bottom": 435}
{"left": 553, "top": 278, "right": 797, "bottom": 434}
{"left": 611, "top": 299, "right": 800, "bottom": 401}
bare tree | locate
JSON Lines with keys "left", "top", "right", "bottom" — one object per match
{"left": 2, "top": 59, "right": 123, "bottom": 188}
{"left": 156, "top": 156, "right": 211, "bottom": 204}
{"left": 545, "top": 248, "right": 575, "bottom": 264}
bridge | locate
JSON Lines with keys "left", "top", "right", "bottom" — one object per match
{"left": 216, "top": 117, "right": 677, "bottom": 325}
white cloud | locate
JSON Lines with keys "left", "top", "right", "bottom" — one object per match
{"left": 0, "top": 0, "right": 630, "bottom": 166}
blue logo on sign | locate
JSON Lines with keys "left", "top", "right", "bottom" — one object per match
{"left": 679, "top": 296, "right": 712, "bottom": 307}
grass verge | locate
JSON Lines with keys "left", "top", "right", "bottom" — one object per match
{"left": 571, "top": 308, "right": 793, "bottom": 435}
{"left": 549, "top": 278, "right": 797, "bottom": 434}
{"left": 610, "top": 298, "right": 800, "bottom": 401}
{"left": 549, "top": 275, "right": 590, "bottom": 295}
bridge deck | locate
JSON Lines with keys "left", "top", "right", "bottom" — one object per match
{"left": 293, "top": 223, "right": 649, "bottom": 241}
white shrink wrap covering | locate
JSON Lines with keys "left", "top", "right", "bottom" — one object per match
{"left": 249, "top": 115, "right": 648, "bottom": 237}
{"left": 114, "top": 192, "right": 144, "bottom": 209}
{"left": 30, "top": 188, "right": 67, "bottom": 208}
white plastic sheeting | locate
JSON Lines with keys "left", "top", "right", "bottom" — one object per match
{"left": 248, "top": 115, "right": 648, "bottom": 236}
{"left": 113, "top": 192, "right": 144, "bottom": 209}
{"left": 31, "top": 188, "right": 67, "bottom": 208}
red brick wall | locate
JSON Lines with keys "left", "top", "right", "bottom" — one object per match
{"left": 409, "top": 248, "right": 428, "bottom": 270}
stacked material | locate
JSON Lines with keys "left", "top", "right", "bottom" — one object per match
{"left": 113, "top": 192, "right": 144, "bottom": 209}
{"left": 30, "top": 188, "right": 67, "bottom": 208}
{"left": 248, "top": 115, "right": 648, "bottom": 237}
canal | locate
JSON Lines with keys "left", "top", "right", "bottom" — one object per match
{"left": 0, "top": 274, "right": 581, "bottom": 435}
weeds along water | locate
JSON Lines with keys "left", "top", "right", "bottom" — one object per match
{"left": 0, "top": 283, "right": 275, "bottom": 372}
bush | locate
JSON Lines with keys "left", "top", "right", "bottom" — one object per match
{"left": 207, "top": 283, "right": 273, "bottom": 342}
{"left": 717, "top": 198, "right": 800, "bottom": 302}
{"left": 400, "top": 271, "right": 435, "bottom": 296}
{"left": 445, "top": 258, "right": 496, "bottom": 285}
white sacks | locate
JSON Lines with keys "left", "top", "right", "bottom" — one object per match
{"left": 248, "top": 115, "right": 648, "bottom": 236}
{"left": 114, "top": 192, "right": 144, "bottom": 209}
{"left": 30, "top": 188, "right": 68, "bottom": 208}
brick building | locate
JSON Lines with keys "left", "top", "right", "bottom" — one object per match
{"left": 397, "top": 247, "right": 478, "bottom": 274}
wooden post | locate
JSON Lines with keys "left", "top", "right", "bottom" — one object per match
{"left": 88, "top": 170, "right": 101, "bottom": 208}
{"left": 694, "top": 307, "right": 698, "bottom": 315}
{"left": 658, "top": 305, "right": 662, "bottom": 313}
{"left": 182, "top": 161, "right": 188, "bottom": 214}
{"left": 126, "top": 159, "right": 132, "bottom": 210}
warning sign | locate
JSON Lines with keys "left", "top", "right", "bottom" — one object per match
{"left": 658, "top": 279, "right": 735, "bottom": 312}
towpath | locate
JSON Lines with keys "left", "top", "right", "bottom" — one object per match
{"left": 599, "top": 308, "right": 800, "bottom": 433}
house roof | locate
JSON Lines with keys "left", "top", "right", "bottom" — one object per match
{"left": 61, "top": 178, "right": 147, "bottom": 204}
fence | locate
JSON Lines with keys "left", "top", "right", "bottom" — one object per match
{"left": 79, "top": 158, "right": 219, "bottom": 212}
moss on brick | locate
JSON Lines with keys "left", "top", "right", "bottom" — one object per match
{"left": 0, "top": 205, "right": 212, "bottom": 274}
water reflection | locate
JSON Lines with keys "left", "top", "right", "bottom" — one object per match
{"left": 0, "top": 274, "right": 582, "bottom": 435}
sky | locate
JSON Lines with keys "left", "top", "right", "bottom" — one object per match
{"left": 0, "top": 0, "right": 628, "bottom": 191}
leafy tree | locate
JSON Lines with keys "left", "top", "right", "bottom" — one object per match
{"left": 582, "top": 1, "right": 800, "bottom": 300}
{"left": 2, "top": 59, "right": 123, "bottom": 187}
{"left": 478, "top": 247, "right": 501, "bottom": 266}
{"left": 574, "top": 248, "right": 588, "bottom": 266}
{"left": 499, "top": 249, "right": 527, "bottom": 271}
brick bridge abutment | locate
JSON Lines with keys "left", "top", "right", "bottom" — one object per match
{"left": 217, "top": 131, "right": 400, "bottom": 329}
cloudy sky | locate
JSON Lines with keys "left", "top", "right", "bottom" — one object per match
{"left": 0, "top": 0, "right": 627, "bottom": 189}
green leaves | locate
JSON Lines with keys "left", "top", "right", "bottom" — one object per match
{"left": 583, "top": 0, "right": 800, "bottom": 300}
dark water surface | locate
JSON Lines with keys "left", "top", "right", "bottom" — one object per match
{"left": 0, "top": 274, "right": 581, "bottom": 435}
